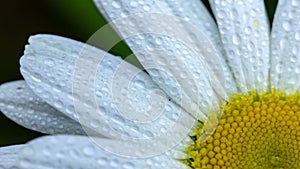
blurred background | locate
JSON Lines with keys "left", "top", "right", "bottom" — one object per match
{"left": 0, "top": 0, "right": 277, "bottom": 146}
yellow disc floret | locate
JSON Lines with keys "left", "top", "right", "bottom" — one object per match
{"left": 182, "top": 89, "right": 300, "bottom": 168}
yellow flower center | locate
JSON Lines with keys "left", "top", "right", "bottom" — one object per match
{"left": 182, "top": 89, "right": 300, "bottom": 169}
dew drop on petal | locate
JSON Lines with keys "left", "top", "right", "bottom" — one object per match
{"left": 247, "top": 41, "right": 255, "bottom": 51}
{"left": 44, "top": 58, "right": 55, "bottom": 67}
{"left": 83, "top": 146, "right": 95, "bottom": 156}
{"left": 295, "top": 31, "right": 300, "bottom": 41}
{"left": 112, "top": 0, "right": 121, "bottom": 8}
{"left": 97, "top": 157, "right": 108, "bottom": 166}
{"left": 276, "top": 63, "right": 283, "bottom": 73}
{"left": 109, "top": 159, "right": 119, "bottom": 168}
{"left": 217, "top": 10, "right": 226, "bottom": 19}
{"left": 295, "top": 67, "right": 300, "bottom": 74}
{"left": 232, "top": 34, "right": 241, "bottom": 45}
{"left": 129, "top": 1, "right": 138, "bottom": 7}
{"left": 143, "top": 5, "right": 151, "bottom": 12}
{"left": 122, "top": 162, "right": 134, "bottom": 169}
{"left": 282, "top": 21, "right": 292, "bottom": 31}
{"left": 54, "top": 100, "right": 63, "bottom": 109}
{"left": 292, "top": 0, "right": 300, "bottom": 6}
{"left": 155, "top": 37, "right": 163, "bottom": 45}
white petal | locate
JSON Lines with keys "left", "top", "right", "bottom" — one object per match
{"left": 270, "top": 0, "right": 300, "bottom": 93}
{"left": 209, "top": 0, "right": 270, "bottom": 92}
{"left": 0, "top": 145, "right": 23, "bottom": 168}
{"left": 94, "top": 0, "right": 237, "bottom": 117}
{"left": 0, "top": 80, "right": 86, "bottom": 135}
{"left": 17, "top": 135, "right": 188, "bottom": 169}
{"left": 94, "top": 0, "right": 221, "bottom": 52}
{"left": 20, "top": 34, "right": 195, "bottom": 155}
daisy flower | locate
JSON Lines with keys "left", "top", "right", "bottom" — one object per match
{"left": 0, "top": 0, "right": 299, "bottom": 168}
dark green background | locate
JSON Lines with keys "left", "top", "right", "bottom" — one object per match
{"left": 0, "top": 0, "right": 277, "bottom": 147}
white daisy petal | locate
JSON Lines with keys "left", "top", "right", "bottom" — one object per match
{"left": 270, "top": 0, "right": 300, "bottom": 93}
{"left": 17, "top": 135, "right": 188, "bottom": 169}
{"left": 95, "top": 0, "right": 221, "bottom": 52}
{"left": 20, "top": 34, "right": 195, "bottom": 146}
{"left": 209, "top": 0, "right": 270, "bottom": 92}
{"left": 0, "top": 145, "right": 23, "bottom": 168}
{"left": 94, "top": 0, "right": 237, "bottom": 118}
{"left": 0, "top": 80, "right": 86, "bottom": 135}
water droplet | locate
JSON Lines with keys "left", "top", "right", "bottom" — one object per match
{"left": 276, "top": 64, "right": 283, "bottom": 73}
{"left": 247, "top": 42, "right": 255, "bottom": 51}
{"left": 54, "top": 100, "right": 63, "bottom": 109}
{"left": 292, "top": 0, "right": 300, "bottom": 6}
{"left": 44, "top": 58, "right": 55, "bottom": 67}
{"left": 144, "top": 130, "right": 154, "bottom": 138}
{"left": 16, "top": 104, "right": 23, "bottom": 111}
{"left": 110, "top": 159, "right": 119, "bottom": 167}
{"left": 295, "top": 67, "right": 300, "bottom": 74}
{"left": 155, "top": 37, "right": 163, "bottom": 45}
{"left": 282, "top": 21, "right": 291, "bottom": 31}
{"left": 295, "top": 31, "right": 300, "bottom": 41}
{"left": 279, "top": 38, "right": 287, "bottom": 49}
{"left": 256, "top": 48, "right": 263, "bottom": 56}
{"left": 122, "top": 162, "right": 134, "bottom": 169}
{"left": 291, "top": 55, "right": 297, "bottom": 62}
{"left": 292, "top": 46, "right": 298, "bottom": 55}
{"left": 232, "top": 34, "right": 240, "bottom": 45}
{"left": 30, "top": 74, "right": 41, "bottom": 83}
{"left": 130, "top": 1, "right": 138, "bottom": 7}
{"left": 83, "top": 146, "right": 94, "bottom": 156}
{"left": 160, "top": 126, "right": 167, "bottom": 133}
{"left": 97, "top": 157, "right": 108, "bottom": 166}
{"left": 138, "top": 0, "right": 144, "bottom": 5}
{"left": 112, "top": 0, "right": 121, "bottom": 8}
{"left": 218, "top": 10, "right": 226, "bottom": 19}
{"left": 143, "top": 5, "right": 151, "bottom": 12}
